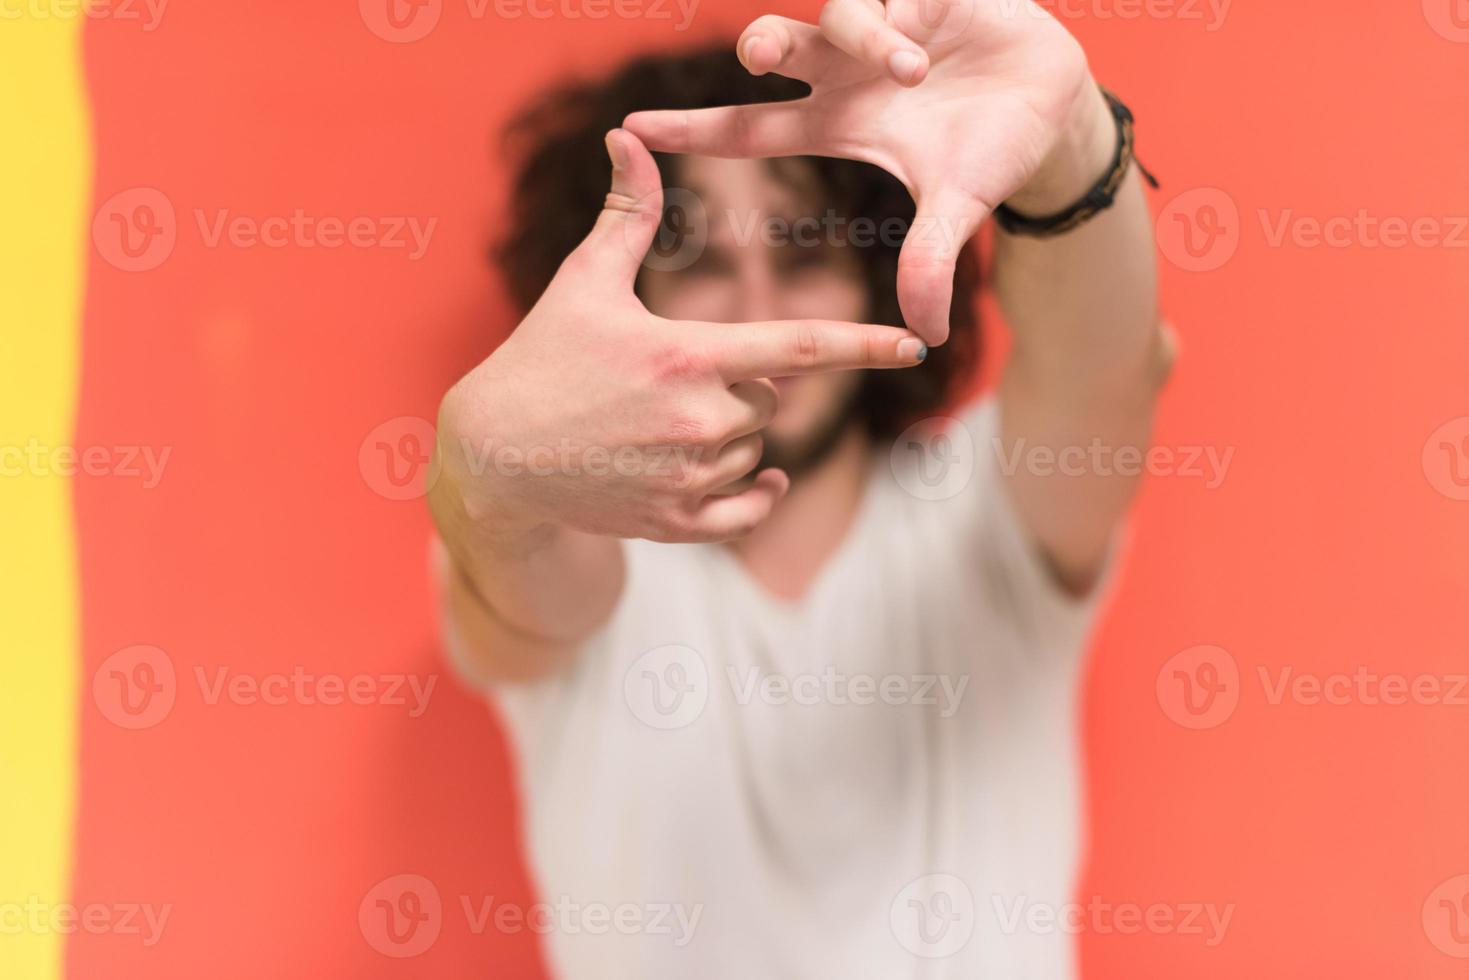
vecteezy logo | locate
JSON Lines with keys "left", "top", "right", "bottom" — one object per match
{"left": 890, "top": 874, "right": 975, "bottom": 958}
{"left": 1156, "top": 644, "right": 1240, "bottom": 730}
{"left": 93, "top": 645, "right": 177, "bottom": 730}
{"left": 1424, "top": 0, "right": 1469, "bottom": 42}
{"left": 1155, "top": 188, "right": 1241, "bottom": 273}
{"left": 636, "top": 187, "right": 708, "bottom": 273}
{"left": 358, "top": 416, "right": 442, "bottom": 501}
{"left": 1423, "top": 417, "right": 1469, "bottom": 501}
{"left": 893, "top": 0, "right": 974, "bottom": 44}
{"left": 359, "top": 874, "right": 443, "bottom": 958}
{"left": 359, "top": 0, "right": 442, "bottom": 42}
{"left": 92, "top": 187, "right": 177, "bottom": 272}
{"left": 890, "top": 416, "right": 974, "bottom": 501}
{"left": 1424, "top": 875, "right": 1469, "bottom": 957}
{"left": 623, "top": 644, "right": 709, "bottom": 730}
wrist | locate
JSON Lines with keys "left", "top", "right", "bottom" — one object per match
{"left": 431, "top": 397, "right": 551, "bottom": 547}
{"left": 1005, "top": 81, "right": 1116, "bottom": 216}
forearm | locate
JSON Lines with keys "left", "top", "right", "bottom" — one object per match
{"left": 989, "top": 82, "right": 1170, "bottom": 586}
{"left": 429, "top": 439, "right": 624, "bottom": 684}
{"left": 994, "top": 82, "right": 1164, "bottom": 404}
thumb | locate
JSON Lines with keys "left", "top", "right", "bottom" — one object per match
{"left": 576, "top": 128, "right": 666, "bottom": 285}
{"left": 897, "top": 190, "right": 986, "bottom": 346}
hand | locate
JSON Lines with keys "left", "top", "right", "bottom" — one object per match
{"left": 436, "top": 129, "right": 927, "bottom": 544}
{"left": 622, "top": 0, "right": 1114, "bottom": 346}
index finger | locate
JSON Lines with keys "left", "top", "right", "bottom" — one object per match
{"left": 704, "top": 318, "right": 928, "bottom": 381}
{"left": 623, "top": 100, "right": 812, "bottom": 159}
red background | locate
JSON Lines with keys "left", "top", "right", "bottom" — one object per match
{"left": 71, "top": 0, "right": 1469, "bottom": 976}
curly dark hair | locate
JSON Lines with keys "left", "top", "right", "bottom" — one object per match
{"left": 495, "top": 45, "right": 982, "bottom": 441}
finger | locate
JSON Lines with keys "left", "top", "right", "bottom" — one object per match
{"left": 701, "top": 432, "right": 766, "bottom": 490}
{"left": 575, "top": 128, "right": 663, "bottom": 284}
{"left": 818, "top": 0, "right": 929, "bottom": 86}
{"left": 686, "top": 468, "right": 789, "bottom": 541}
{"left": 896, "top": 189, "right": 986, "bottom": 346}
{"left": 887, "top": 0, "right": 979, "bottom": 43}
{"left": 708, "top": 318, "right": 928, "bottom": 382}
{"left": 738, "top": 14, "right": 840, "bottom": 84}
{"left": 622, "top": 100, "right": 811, "bottom": 159}
{"left": 724, "top": 379, "right": 779, "bottom": 441}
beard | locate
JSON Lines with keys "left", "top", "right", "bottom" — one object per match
{"left": 756, "top": 385, "right": 863, "bottom": 483}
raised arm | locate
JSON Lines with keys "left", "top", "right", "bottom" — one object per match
{"left": 623, "top": 0, "right": 1170, "bottom": 592}
{"left": 992, "top": 84, "right": 1170, "bottom": 593}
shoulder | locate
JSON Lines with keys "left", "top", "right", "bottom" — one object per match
{"left": 882, "top": 397, "right": 1121, "bottom": 653}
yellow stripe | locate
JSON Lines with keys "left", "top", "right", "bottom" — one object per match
{"left": 0, "top": 9, "right": 90, "bottom": 980}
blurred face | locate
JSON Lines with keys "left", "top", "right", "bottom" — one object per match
{"left": 638, "top": 156, "right": 869, "bottom": 475}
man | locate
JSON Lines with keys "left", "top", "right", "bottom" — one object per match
{"left": 430, "top": 1, "right": 1171, "bottom": 975}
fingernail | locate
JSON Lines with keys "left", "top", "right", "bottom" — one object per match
{"left": 898, "top": 338, "right": 927, "bottom": 363}
{"left": 742, "top": 35, "right": 763, "bottom": 69}
{"left": 888, "top": 50, "right": 922, "bottom": 84}
{"left": 605, "top": 130, "right": 629, "bottom": 170}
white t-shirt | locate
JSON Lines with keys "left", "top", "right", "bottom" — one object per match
{"left": 467, "top": 400, "right": 1113, "bottom": 979}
